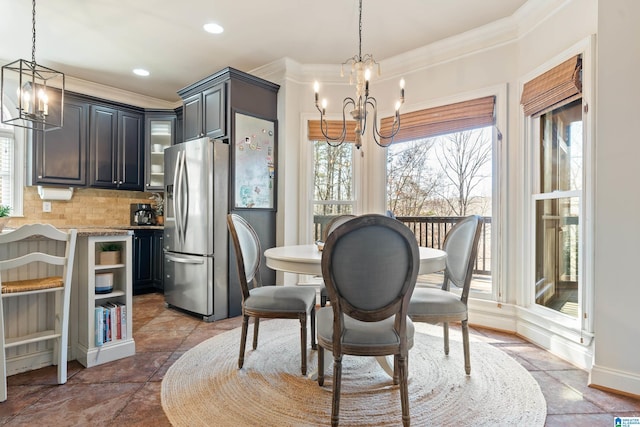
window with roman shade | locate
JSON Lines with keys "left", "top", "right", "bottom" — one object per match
{"left": 307, "top": 119, "right": 358, "bottom": 243}
{"left": 520, "top": 55, "right": 582, "bottom": 117}
{"left": 379, "top": 95, "right": 496, "bottom": 144}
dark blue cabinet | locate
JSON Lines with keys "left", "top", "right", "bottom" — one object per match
{"left": 133, "top": 229, "right": 164, "bottom": 295}
{"left": 30, "top": 94, "right": 88, "bottom": 186}
{"left": 90, "top": 105, "right": 144, "bottom": 190}
{"left": 181, "top": 83, "right": 226, "bottom": 142}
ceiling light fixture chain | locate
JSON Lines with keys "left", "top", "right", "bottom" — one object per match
{"left": 313, "top": 0, "right": 405, "bottom": 150}
{"left": 357, "top": 0, "right": 362, "bottom": 61}
{"left": 31, "top": 0, "right": 37, "bottom": 65}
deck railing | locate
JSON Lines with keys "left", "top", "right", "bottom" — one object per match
{"left": 313, "top": 215, "right": 492, "bottom": 276}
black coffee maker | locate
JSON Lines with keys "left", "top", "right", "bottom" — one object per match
{"left": 130, "top": 203, "right": 155, "bottom": 225}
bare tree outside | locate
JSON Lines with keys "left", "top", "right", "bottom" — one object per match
{"left": 386, "top": 139, "right": 441, "bottom": 216}
{"left": 435, "top": 129, "right": 492, "bottom": 217}
{"left": 387, "top": 129, "right": 492, "bottom": 217}
{"left": 313, "top": 141, "right": 353, "bottom": 215}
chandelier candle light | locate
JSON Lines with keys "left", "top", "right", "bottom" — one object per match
{"left": 1, "top": 0, "right": 65, "bottom": 130}
{"left": 313, "top": 0, "right": 404, "bottom": 149}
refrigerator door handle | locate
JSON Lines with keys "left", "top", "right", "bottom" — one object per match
{"left": 172, "top": 150, "right": 183, "bottom": 245}
{"left": 181, "top": 152, "right": 189, "bottom": 239}
{"left": 176, "top": 150, "right": 187, "bottom": 246}
{"left": 165, "top": 254, "right": 205, "bottom": 265}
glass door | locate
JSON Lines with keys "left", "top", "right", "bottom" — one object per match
{"left": 145, "top": 115, "right": 176, "bottom": 190}
{"left": 533, "top": 99, "right": 582, "bottom": 317}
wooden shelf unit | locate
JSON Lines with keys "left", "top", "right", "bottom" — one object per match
{"left": 75, "top": 235, "right": 135, "bottom": 367}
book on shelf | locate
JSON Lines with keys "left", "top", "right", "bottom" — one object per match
{"left": 95, "top": 306, "right": 104, "bottom": 347}
{"left": 95, "top": 302, "right": 127, "bottom": 345}
{"left": 118, "top": 302, "right": 127, "bottom": 340}
{"left": 106, "top": 302, "right": 119, "bottom": 340}
{"left": 104, "top": 305, "right": 111, "bottom": 343}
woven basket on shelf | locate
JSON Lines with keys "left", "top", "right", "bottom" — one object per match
{"left": 99, "top": 250, "right": 121, "bottom": 265}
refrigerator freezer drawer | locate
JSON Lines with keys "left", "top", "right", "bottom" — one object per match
{"left": 164, "top": 252, "right": 227, "bottom": 321}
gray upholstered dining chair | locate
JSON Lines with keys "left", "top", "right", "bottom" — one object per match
{"left": 408, "top": 215, "right": 483, "bottom": 375}
{"left": 227, "top": 214, "right": 317, "bottom": 375}
{"left": 317, "top": 214, "right": 419, "bottom": 427}
{"left": 319, "top": 214, "right": 356, "bottom": 307}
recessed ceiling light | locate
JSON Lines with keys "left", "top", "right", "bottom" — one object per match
{"left": 203, "top": 23, "right": 224, "bottom": 34}
{"left": 133, "top": 68, "right": 150, "bottom": 77}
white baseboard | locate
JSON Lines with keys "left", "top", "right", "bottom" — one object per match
{"left": 6, "top": 350, "right": 54, "bottom": 376}
{"left": 590, "top": 364, "right": 640, "bottom": 397}
{"left": 516, "top": 321, "right": 593, "bottom": 369}
{"left": 468, "top": 299, "right": 594, "bottom": 370}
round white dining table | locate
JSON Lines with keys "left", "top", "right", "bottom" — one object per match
{"left": 264, "top": 244, "right": 447, "bottom": 379}
{"left": 264, "top": 244, "right": 447, "bottom": 277}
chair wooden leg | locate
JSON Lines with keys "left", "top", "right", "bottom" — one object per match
{"left": 310, "top": 307, "right": 317, "bottom": 350}
{"left": 56, "top": 290, "right": 69, "bottom": 384}
{"left": 0, "top": 299, "right": 7, "bottom": 402}
{"left": 331, "top": 354, "right": 343, "bottom": 427}
{"left": 252, "top": 318, "right": 260, "bottom": 350}
{"left": 393, "top": 354, "right": 399, "bottom": 385}
{"left": 318, "top": 344, "right": 325, "bottom": 386}
{"left": 239, "top": 315, "right": 249, "bottom": 369}
{"left": 300, "top": 313, "right": 307, "bottom": 375}
{"left": 0, "top": 349, "right": 5, "bottom": 402}
{"left": 399, "top": 353, "right": 410, "bottom": 427}
{"left": 462, "top": 319, "right": 471, "bottom": 375}
{"left": 443, "top": 322, "right": 450, "bottom": 355}
{"left": 57, "top": 336, "right": 68, "bottom": 385}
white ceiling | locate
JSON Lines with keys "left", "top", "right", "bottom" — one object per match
{"left": 0, "top": 0, "right": 528, "bottom": 103}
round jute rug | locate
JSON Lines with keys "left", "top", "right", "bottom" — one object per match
{"left": 161, "top": 319, "right": 546, "bottom": 426}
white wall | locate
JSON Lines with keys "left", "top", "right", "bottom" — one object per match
{"left": 590, "top": 0, "right": 640, "bottom": 395}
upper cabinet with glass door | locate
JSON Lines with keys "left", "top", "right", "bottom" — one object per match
{"left": 145, "top": 112, "right": 176, "bottom": 191}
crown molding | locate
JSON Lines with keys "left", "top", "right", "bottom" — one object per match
{"left": 251, "top": 59, "right": 348, "bottom": 87}
{"left": 514, "top": 0, "right": 572, "bottom": 39}
{"left": 65, "top": 76, "right": 179, "bottom": 109}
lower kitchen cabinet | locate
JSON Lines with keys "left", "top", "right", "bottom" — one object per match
{"left": 133, "top": 229, "right": 164, "bottom": 294}
{"left": 153, "top": 231, "right": 164, "bottom": 291}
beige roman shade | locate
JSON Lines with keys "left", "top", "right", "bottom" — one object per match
{"left": 308, "top": 120, "right": 358, "bottom": 143}
{"left": 521, "top": 55, "right": 582, "bottom": 117}
{"left": 379, "top": 96, "right": 496, "bottom": 144}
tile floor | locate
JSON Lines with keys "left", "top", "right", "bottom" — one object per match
{"left": 1, "top": 292, "right": 639, "bottom": 426}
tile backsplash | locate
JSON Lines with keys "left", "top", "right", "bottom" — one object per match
{"left": 7, "top": 187, "right": 158, "bottom": 229}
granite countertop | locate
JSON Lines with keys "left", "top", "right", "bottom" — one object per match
{"left": 1, "top": 227, "right": 134, "bottom": 237}
{"left": 1, "top": 225, "right": 163, "bottom": 237}
{"left": 75, "top": 225, "right": 164, "bottom": 236}
{"left": 76, "top": 228, "right": 134, "bottom": 237}
{"left": 124, "top": 226, "right": 164, "bottom": 230}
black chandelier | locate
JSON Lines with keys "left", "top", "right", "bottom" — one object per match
{"left": 313, "top": 0, "right": 404, "bottom": 149}
{"left": 1, "top": 0, "right": 65, "bottom": 130}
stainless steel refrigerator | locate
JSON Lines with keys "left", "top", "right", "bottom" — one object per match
{"left": 163, "top": 137, "right": 229, "bottom": 321}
